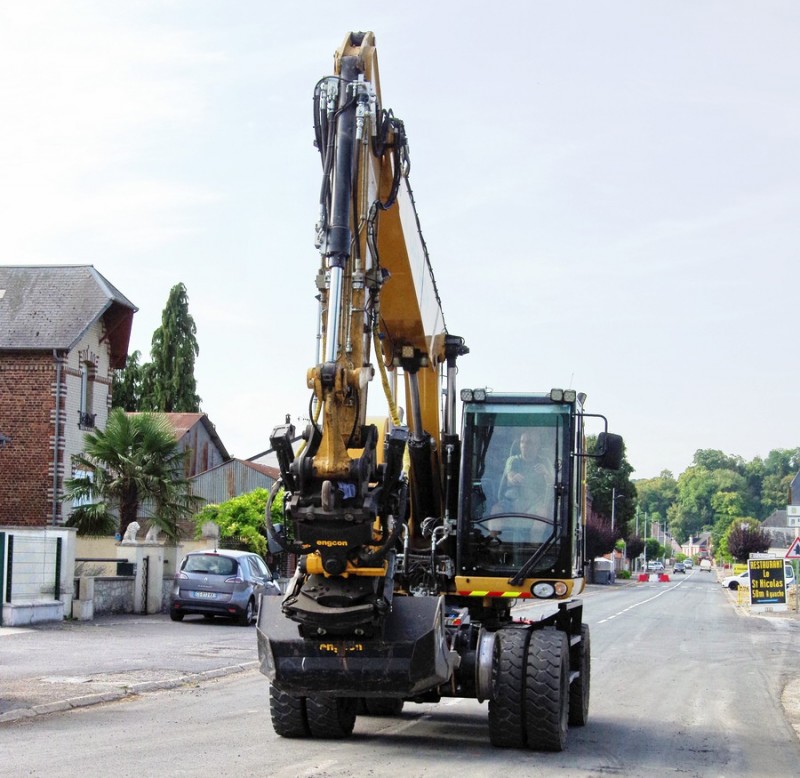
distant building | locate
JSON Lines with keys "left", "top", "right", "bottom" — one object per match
{"left": 0, "top": 265, "right": 136, "bottom": 527}
{"left": 190, "top": 459, "right": 279, "bottom": 507}
{"left": 0, "top": 265, "right": 136, "bottom": 622}
{"left": 125, "top": 416, "right": 280, "bottom": 539}
{"left": 682, "top": 532, "right": 711, "bottom": 560}
{"left": 132, "top": 412, "right": 230, "bottom": 478}
{"left": 761, "top": 509, "right": 799, "bottom": 554}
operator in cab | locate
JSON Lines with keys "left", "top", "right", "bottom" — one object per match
{"left": 496, "top": 429, "right": 556, "bottom": 517}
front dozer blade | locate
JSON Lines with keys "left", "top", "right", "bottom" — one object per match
{"left": 257, "top": 594, "right": 454, "bottom": 697}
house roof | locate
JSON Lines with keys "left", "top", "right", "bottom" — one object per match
{"left": 762, "top": 509, "right": 788, "bottom": 528}
{"left": 0, "top": 265, "right": 137, "bottom": 368}
{"left": 189, "top": 457, "right": 280, "bottom": 481}
{"left": 241, "top": 460, "right": 280, "bottom": 480}
{"left": 764, "top": 527, "right": 796, "bottom": 549}
{"left": 156, "top": 412, "right": 231, "bottom": 462}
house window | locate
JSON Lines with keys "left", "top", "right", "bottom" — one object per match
{"left": 78, "top": 363, "right": 96, "bottom": 429}
{"left": 72, "top": 468, "right": 94, "bottom": 508}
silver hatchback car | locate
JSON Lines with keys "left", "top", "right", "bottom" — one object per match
{"left": 169, "top": 549, "right": 281, "bottom": 625}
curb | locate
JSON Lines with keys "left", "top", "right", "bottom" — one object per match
{"left": 0, "top": 660, "right": 259, "bottom": 724}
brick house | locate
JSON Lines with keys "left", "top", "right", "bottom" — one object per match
{"left": 0, "top": 265, "right": 136, "bottom": 527}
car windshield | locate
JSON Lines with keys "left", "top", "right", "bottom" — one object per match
{"left": 184, "top": 555, "right": 238, "bottom": 576}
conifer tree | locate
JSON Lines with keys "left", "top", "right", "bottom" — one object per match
{"left": 142, "top": 282, "right": 201, "bottom": 412}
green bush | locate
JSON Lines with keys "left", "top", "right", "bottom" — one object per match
{"left": 618, "top": 570, "right": 631, "bottom": 579}
{"left": 193, "top": 487, "right": 285, "bottom": 556}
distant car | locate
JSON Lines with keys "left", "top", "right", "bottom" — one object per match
{"left": 721, "top": 570, "right": 749, "bottom": 590}
{"left": 647, "top": 561, "right": 664, "bottom": 572}
{"left": 683, "top": 559, "right": 693, "bottom": 569}
{"left": 673, "top": 562, "right": 685, "bottom": 574}
{"left": 699, "top": 559, "right": 712, "bottom": 572}
{"left": 721, "top": 564, "right": 795, "bottom": 591}
{"left": 169, "top": 549, "right": 281, "bottom": 625}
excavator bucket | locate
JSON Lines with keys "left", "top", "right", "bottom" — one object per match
{"left": 257, "top": 594, "right": 454, "bottom": 697}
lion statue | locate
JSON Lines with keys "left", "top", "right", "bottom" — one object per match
{"left": 122, "top": 521, "right": 141, "bottom": 543}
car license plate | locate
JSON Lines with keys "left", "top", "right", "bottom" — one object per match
{"left": 193, "top": 591, "right": 217, "bottom": 599}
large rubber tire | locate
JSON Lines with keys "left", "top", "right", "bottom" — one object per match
{"left": 169, "top": 610, "right": 184, "bottom": 622}
{"left": 306, "top": 695, "right": 357, "bottom": 739}
{"left": 269, "top": 686, "right": 310, "bottom": 738}
{"left": 525, "top": 629, "right": 569, "bottom": 752}
{"left": 364, "top": 698, "right": 405, "bottom": 716}
{"left": 568, "top": 623, "right": 591, "bottom": 726}
{"left": 488, "top": 627, "right": 530, "bottom": 748}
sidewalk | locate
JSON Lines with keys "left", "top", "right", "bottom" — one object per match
{"left": 0, "top": 613, "right": 259, "bottom": 723}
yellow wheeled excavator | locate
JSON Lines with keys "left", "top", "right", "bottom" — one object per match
{"left": 257, "top": 31, "right": 623, "bottom": 750}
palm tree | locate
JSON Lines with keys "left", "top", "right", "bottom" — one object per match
{"left": 63, "top": 408, "right": 201, "bottom": 541}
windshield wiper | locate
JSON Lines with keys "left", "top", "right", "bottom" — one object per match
{"left": 508, "top": 531, "right": 557, "bottom": 586}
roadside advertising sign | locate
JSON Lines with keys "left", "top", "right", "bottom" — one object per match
{"left": 748, "top": 556, "right": 787, "bottom": 611}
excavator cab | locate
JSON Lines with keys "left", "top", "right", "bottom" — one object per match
{"left": 455, "top": 389, "right": 614, "bottom": 596}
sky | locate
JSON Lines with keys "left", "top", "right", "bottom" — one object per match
{"left": 1, "top": 1, "right": 798, "bottom": 480}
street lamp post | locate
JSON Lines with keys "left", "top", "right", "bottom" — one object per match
{"left": 610, "top": 487, "right": 625, "bottom": 572}
{"left": 642, "top": 512, "right": 648, "bottom": 571}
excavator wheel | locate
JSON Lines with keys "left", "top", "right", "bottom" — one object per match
{"left": 488, "top": 627, "right": 530, "bottom": 748}
{"left": 524, "top": 629, "right": 569, "bottom": 752}
{"left": 269, "top": 685, "right": 310, "bottom": 738}
{"left": 306, "top": 695, "right": 357, "bottom": 739}
{"left": 364, "top": 697, "right": 405, "bottom": 716}
{"left": 568, "top": 623, "right": 591, "bottom": 726}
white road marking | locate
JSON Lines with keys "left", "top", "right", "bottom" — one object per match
{"left": 596, "top": 578, "right": 686, "bottom": 624}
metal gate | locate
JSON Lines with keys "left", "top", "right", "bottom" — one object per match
{"left": 140, "top": 555, "right": 149, "bottom": 609}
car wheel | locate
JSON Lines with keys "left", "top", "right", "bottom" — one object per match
{"left": 729, "top": 582, "right": 738, "bottom": 590}
{"left": 169, "top": 610, "right": 184, "bottom": 622}
{"left": 238, "top": 598, "right": 255, "bottom": 626}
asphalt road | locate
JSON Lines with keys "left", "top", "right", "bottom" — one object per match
{"left": 1, "top": 573, "right": 799, "bottom": 777}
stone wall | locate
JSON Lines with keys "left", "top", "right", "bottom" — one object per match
{"left": 87, "top": 576, "right": 135, "bottom": 614}
{"left": 76, "top": 576, "right": 177, "bottom": 615}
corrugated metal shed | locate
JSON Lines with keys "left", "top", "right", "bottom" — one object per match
{"left": 129, "top": 412, "right": 230, "bottom": 477}
{"left": 191, "top": 458, "right": 279, "bottom": 506}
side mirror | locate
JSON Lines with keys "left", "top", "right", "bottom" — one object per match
{"left": 596, "top": 432, "right": 624, "bottom": 471}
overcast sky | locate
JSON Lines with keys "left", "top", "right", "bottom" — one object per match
{"left": 1, "top": 1, "right": 798, "bottom": 479}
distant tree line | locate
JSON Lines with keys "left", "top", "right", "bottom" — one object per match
{"left": 582, "top": 441, "right": 796, "bottom": 564}
{"left": 634, "top": 448, "right": 798, "bottom": 562}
